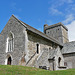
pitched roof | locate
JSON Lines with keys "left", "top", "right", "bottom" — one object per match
{"left": 62, "top": 41, "right": 75, "bottom": 54}
{"left": 12, "top": 15, "right": 63, "bottom": 47}
{"left": 48, "top": 49, "right": 56, "bottom": 59}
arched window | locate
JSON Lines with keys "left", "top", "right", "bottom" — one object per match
{"left": 6, "top": 32, "right": 14, "bottom": 52}
{"left": 36, "top": 43, "right": 40, "bottom": 54}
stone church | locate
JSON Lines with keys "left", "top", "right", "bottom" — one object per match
{"left": 0, "top": 15, "right": 75, "bottom": 70}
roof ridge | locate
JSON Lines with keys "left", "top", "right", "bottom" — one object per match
{"left": 11, "top": 15, "right": 63, "bottom": 46}
{"left": 11, "top": 15, "right": 27, "bottom": 28}
{"left": 21, "top": 21, "right": 63, "bottom": 46}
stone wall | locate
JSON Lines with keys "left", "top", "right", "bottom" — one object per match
{"left": 62, "top": 41, "right": 75, "bottom": 69}
{"left": 27, "top": 31, "right": 64, "bottom": 70}
{"left": 54, "top": 47, "right": 64, "bottom": 70}
{"left": 63, "top": 53, "right": 75, "bottom": 69}
{"left": 27, "top": 31, "right": 59, "bottom": 68}
{"left": 45, "top": 26, "right": 62, "bottom": 41}
{"left": 35, "top": 48, "right": 49, "bottom": 68}
{"left": 44, "top": 24, "right": 69, "bottom": 43}
{"left": 27, "top": 31, "right": 53, "bottom": 60}
{"left": 61, "top": 26, "right": 69, "bottom": 43}
{"left": 0, "top": 15, "right": 26, "bottom": 65}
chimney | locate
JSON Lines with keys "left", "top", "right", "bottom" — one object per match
{"left": 44, "top": 24, "right": 48, "bottom": 33}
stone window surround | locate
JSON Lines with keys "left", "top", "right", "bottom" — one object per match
{"left": 6, "top": 31, "right": 14, "bottom": 53}
{"left": 36, "top": 43, "right": 40, "bottom": 54}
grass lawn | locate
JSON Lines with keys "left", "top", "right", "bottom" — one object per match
{"left": 0, "top": 65, "right": 75, "bottom": 75}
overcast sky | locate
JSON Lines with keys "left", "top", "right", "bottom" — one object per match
{"left": 0, "top": 0, "right": 75, "bottom": 41}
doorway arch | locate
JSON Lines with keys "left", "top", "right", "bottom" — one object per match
{"left": 5, "top": 55, "right": 12, "bottom": 65}
{"left": 7, "top": 56, "right": 12, "bottom": 65}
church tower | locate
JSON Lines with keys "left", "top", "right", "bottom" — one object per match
{"left": 44, "top": 22, "right": 69, "bottom": 43}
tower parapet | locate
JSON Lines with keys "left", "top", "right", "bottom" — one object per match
{"left": 44, "top": 22, "right": 69, "bottom": 43}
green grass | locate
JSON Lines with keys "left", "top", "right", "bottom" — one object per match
{"left": 0, "top": 65, "right": 75, "bottom": 75}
